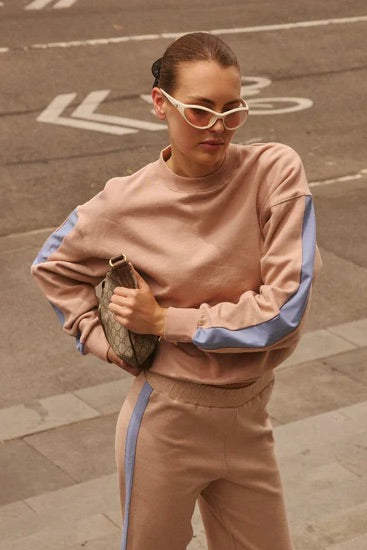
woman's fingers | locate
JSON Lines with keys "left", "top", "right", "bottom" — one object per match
{"left": 130, "top": 268, "right": 150, "bottom": 290}
{"left": 113, "top": 286, "right": 138, "bottom": 297}
{"left": 107, "top": 347, "right": 141, "bottom": 376}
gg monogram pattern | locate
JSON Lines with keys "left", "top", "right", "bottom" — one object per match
{"left": 98, "top": 255, "right": 158, "bottom": 369}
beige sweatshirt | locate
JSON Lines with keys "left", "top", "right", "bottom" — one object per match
{"left": 31, "top": 142, "right": 322, "bottom": 386}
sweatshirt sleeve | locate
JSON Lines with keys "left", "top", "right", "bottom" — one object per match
{"left": 164, "top": 187, "right": 322, "bottom": 353}
{"left": 31, "top": 198, "right": 112, "bottom": 362}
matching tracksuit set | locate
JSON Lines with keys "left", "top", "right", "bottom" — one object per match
{"left": 32, "top": 141, "right": 322, "bottom": 549}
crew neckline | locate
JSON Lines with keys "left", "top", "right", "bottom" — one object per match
{"left": 157, "top": 143, "right": 238, "bottom": 193}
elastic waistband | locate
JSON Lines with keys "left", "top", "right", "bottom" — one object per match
{"left": 143, "top": 369, "right": 275, "bottom": 408}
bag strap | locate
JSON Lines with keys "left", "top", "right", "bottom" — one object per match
{"left": 109, "top": 253, "right": 128, "bottom": 268}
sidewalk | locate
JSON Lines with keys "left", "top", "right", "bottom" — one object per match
{"left": 1, "top": 318, "right": 366, "bottom": 549}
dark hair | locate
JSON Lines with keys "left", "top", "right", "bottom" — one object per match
{"left": 151, "top": 32, "right": 240, "bottom": 93}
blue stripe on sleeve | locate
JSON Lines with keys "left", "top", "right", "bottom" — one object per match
{"left": 121, "top": 381, "right": 153, "bottom": 550}
{"left": 33, "top": 209, "right": 82, "bottom": 352}
{"left": 192, "top": 195, "right": 316, "bottom": 350}
{"left": 76, "top": 332, "right": 84, "bottom": 354}
{"left": 32, "top": 208, "right": 79, "bottom": 266}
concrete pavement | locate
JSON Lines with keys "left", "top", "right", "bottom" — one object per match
{"left": 1, "top": 316, "right": 366, "bottom": 549}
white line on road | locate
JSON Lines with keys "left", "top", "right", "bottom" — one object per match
{"left": 25, "top": 0, "right": 55, "bottom": 8}
{"left": 25, "top": 0, "right": 78, "bottom": 9}
{"left": 2, "top": 15, "right": 367, "bottom": 53}
{"left": 309, "top": 169, "right": 367, "bottom": 188}
{"left": 53, "top": 0, "right": 78, "bottom": 7}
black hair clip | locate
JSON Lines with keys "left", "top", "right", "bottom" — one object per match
{"left": 151, "top": 57, "right": 163, "bottom": 88}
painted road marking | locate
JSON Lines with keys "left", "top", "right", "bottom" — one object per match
{"left": 25, "top": 0, "right": 78, "bottom": 9}
{"left": 240, "top": 76, "right": 313, "bottom": 114}
{"left": 37, "top": 91, "right": 166, "bottom": 135}
{"left": 248, "top": 97, "right": 314, "bottom": 114}
{"left": 309, "top": 169, "right": 367, "bottom": 188}
{"left": 71, "top": 90, "right": 166, "bottom": 131}
{"left": 5, "top": 15, "right": 365, "bottom": 52}
{"left": 39, "top": 77, "right": 313, "bottom": 136}
{"left": 37, "top": 93, "right": 137, "bottom": 135}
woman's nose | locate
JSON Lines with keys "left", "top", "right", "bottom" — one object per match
{"left": 209, "top": 118, "right": 225, "bottom": 134}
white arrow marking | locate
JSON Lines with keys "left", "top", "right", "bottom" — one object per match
{"left": 71, "top": 90, "right": 166, "bottom": 131}
{"left": 53, "top": 0, "right": 78, "bottom": 7}
{"left": 26, "top": 0, "right": 78, "bottom": 9}
{"left": 26, "top": 0, "right": 53, "bottom": 9}
{"left": 37, "top": 93, "right": 138, "bottom": 135}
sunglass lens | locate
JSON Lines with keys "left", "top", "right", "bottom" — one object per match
{"left": 184, "top": 107, "right": 213, "bottom": 128}
{"left": 224, "top": 110, "right": 248, "bottom": 130}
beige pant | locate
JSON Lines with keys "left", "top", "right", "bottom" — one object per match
{"left": 115, "top": 369, "right": 293, "bottom": 550}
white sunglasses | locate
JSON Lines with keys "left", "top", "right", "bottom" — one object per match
{"left": 160, "top": 88, "right": 249, "bottom": 130}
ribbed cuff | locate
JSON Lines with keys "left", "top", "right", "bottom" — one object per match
{"left": 83, "top": 323, "right": 110, "bottom": 362}
{"left": 164, "top": 306, "right": 202, "bottom": 343}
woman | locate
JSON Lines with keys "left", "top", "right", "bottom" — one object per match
{"left": 32, "top": 32, "right": 322, "bottom": 550}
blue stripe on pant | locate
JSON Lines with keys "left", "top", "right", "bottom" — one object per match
{"left": 121, "top": 381, "right": 153, "bottom": 550}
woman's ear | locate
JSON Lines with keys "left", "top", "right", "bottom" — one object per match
{"left": 151, "top": 87, "right": 166, "bottom": 121}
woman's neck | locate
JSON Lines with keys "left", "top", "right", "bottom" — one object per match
{"left": 165, "top": 148, "right": 226, "bottom": 178}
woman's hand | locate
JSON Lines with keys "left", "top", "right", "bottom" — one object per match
{"left": 108, "top": 268, "right": 167, "bottom": 336}
{"left": 107, "top": 347, "right": 142, "bottom": 377}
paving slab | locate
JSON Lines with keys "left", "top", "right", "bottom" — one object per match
{"left": 64, "top": 532, "right": 122, "bottom": 550}
{"left": 26, "top": 473, "right": 119, "bottom": 516}
{"left": 336, "top": 398, "right": 367, "bottom": 423}
{"left": 304, "top": 247, "right": 367, "bottom": 330}
{"left": 276, "top": 429, "right": 367, "bottom": 484}
{"left": 0, "top": 393, "right": 99, "bottom": 441}
{"left": 281, "top": 461, "right": 357, "bottom": 494}
{"left": 0, "top": 513, "right": 120, "bottom": 550}
{"left": 0, "top": 239, "right": 122, "bottom": 410}
{"left": 324, "top": 346, "right": 367, "bottom": 386}
{"left": 325, "top": 532, "right": 367, "bottom": 550}
{"left": 0, "top": 405, "right": 365, "bottom": 548}
{"left": 274, "top": 402, "right": 367, "bottom": 459}
{"left": 334, "top": 437, "right": 367, "bottom": 477}
{"left": 269, "top": 355, "right": 367, "bottom": 423}
{"left": 290, "top": 527, "right": 329, "bottom": 550}
{"left": 328, "top": 318, "right": 367, "bottom": 348}
{"left": 73, "top": 377, "right": 133, "bottom": 415}
{"left": 1, "top": 318, "right": 366, "bottom": 443}
{"left": 311, "top": 501, "right": 367, "bottom": 546}
{"left": 0, "top": 501, "right": 37, "bottom": 539}
{"left": 283, "top": 474, "right": 367, "bottom": 527}
{"left": 278, "top": 328, "right": 356, "bottom": 369}
{"left": 312, "top": 175, "right": 367, "bottom": 270}
{"left": 24, "top": 413, "right": 118, "bottom": 482}
{"left": 101, "top": 508, "right": 210, "bottom": 550}
{"left": 0, "top": 439, "right": 74, "bottom": 506}
{"left": 188, "top": 503, "right": 208, "bottom": 550}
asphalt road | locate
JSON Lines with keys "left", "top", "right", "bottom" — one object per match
{"left": 1, "top": 1, "right": 367, "bottom": 406}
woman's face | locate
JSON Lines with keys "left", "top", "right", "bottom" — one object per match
{"left": 153, "top": 60, "right": 242, "bottom": 178}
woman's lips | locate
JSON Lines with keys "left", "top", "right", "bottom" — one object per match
{"left": 199, "top": 140, "right": 225, "bottom": 151}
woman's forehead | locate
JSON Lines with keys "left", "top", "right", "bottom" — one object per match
{"left": 174, "top": 61, "right": 241, "bottom": 103}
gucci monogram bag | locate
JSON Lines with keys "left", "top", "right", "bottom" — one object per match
{"left": 98, "top": 254, "right": 158, "bottom": 369}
